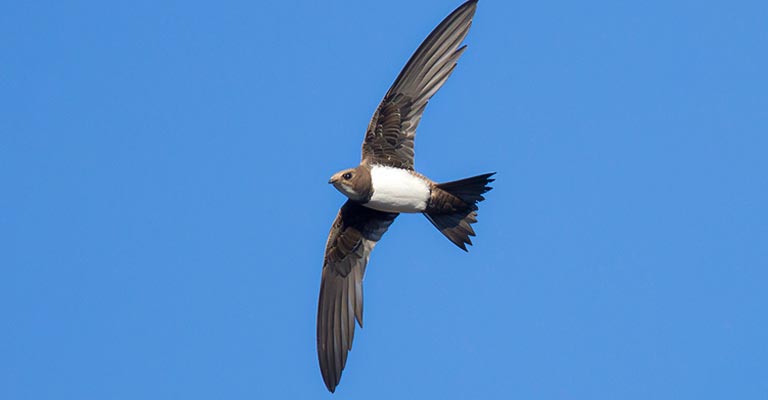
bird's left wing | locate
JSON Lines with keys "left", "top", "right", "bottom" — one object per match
{"left": 317, "top": 200, "right": 398, "bottom": 392}
{"left": 361, "top": 0, "right": 478, "bottom": 170}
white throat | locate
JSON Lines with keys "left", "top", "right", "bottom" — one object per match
{"left": 365, "top": 165, "right": 430, "bottom": 213}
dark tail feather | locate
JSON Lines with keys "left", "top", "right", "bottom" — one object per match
{"left": 437, "top": 172, "right": 496, "bottom": 205}
{"left": 424, "top": 172, "right": 495, "bottom": 251}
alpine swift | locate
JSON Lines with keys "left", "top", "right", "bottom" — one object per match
{"left": 317, "top": 0, "right": 494, "bottom": 392}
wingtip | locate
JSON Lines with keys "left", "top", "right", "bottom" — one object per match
{"left": 455, "top": 0, "right": 479, "bottom": 20}
{"left": 322, "top": 371, "right": 339, "bottom": 393}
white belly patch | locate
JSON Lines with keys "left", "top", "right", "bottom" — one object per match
{"left": 365, "top": 166, "right": 430, "bottom": 213}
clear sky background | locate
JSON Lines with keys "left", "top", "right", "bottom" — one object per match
{"left": 2, "top": 0, "right": 767, "bottom": 398}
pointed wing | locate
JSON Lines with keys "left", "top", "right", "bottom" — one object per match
{"left": 361, "top": 0, "right": 478, "bottom": 170}
{"left": 317, "top": 200, "right": 398, "bottom": 392}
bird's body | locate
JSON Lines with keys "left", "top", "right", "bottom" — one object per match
{"left": 367, "top": 165, "right": 431, "bottom": 213}
{"left": 331, "top": 164, "right": 431, "bottom": 213}
{"left": 317, "top": 0, "right": 494, "bottom": 392}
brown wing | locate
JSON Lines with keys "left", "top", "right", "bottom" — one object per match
{"left": 317, "top": 200, "right": 398, "bottom": 392}
{"left": 361, "top": 0, "right": 478, "bottom": 170}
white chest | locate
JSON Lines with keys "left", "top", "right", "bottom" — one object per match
{"left": 365, "top": 166, "right": 431, "bottom": 213}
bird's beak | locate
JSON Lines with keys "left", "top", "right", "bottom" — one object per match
{"left": 328, "top": 177, "right": 336, "bottom": 184}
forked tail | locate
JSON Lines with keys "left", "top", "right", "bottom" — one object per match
{"left": 423, "top": 172, "right": 495, "bottom": 251}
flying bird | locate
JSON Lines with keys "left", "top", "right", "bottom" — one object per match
{"left": 317, "top": 0, "right": 493, "bottom": 392}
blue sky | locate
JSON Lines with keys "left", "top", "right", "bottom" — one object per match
{"left": 2, "top": 0, "right": 767, "bottom": 398}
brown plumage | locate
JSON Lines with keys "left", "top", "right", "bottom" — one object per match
{"left": 328, "top": 166, "right": 373, "bottom": 203}
{"left": 425, "top": 173, "right": 496, "bottom": 251}
{"left": 317, "top": 0, "right": 493, "bottom": 392}
{"left": 360, "top": 0, "right": 476, "bottom": 170}
{"left": 317, "top": 201, "right": 396, "bottom": 392}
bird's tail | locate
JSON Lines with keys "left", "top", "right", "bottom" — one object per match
{"left": 423, "top": 172, "right": 495, "bottom": 251}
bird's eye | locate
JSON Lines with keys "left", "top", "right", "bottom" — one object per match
{"left": 343, "top": 173, "right": 352, "bottom": 180}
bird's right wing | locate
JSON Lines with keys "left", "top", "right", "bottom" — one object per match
{"left": 317, "top": 200, "right": 398, "bottom": 392}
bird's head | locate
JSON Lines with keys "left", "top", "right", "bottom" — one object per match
{"left": 329, "top": 166, "right": 372, "bottom": 202}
